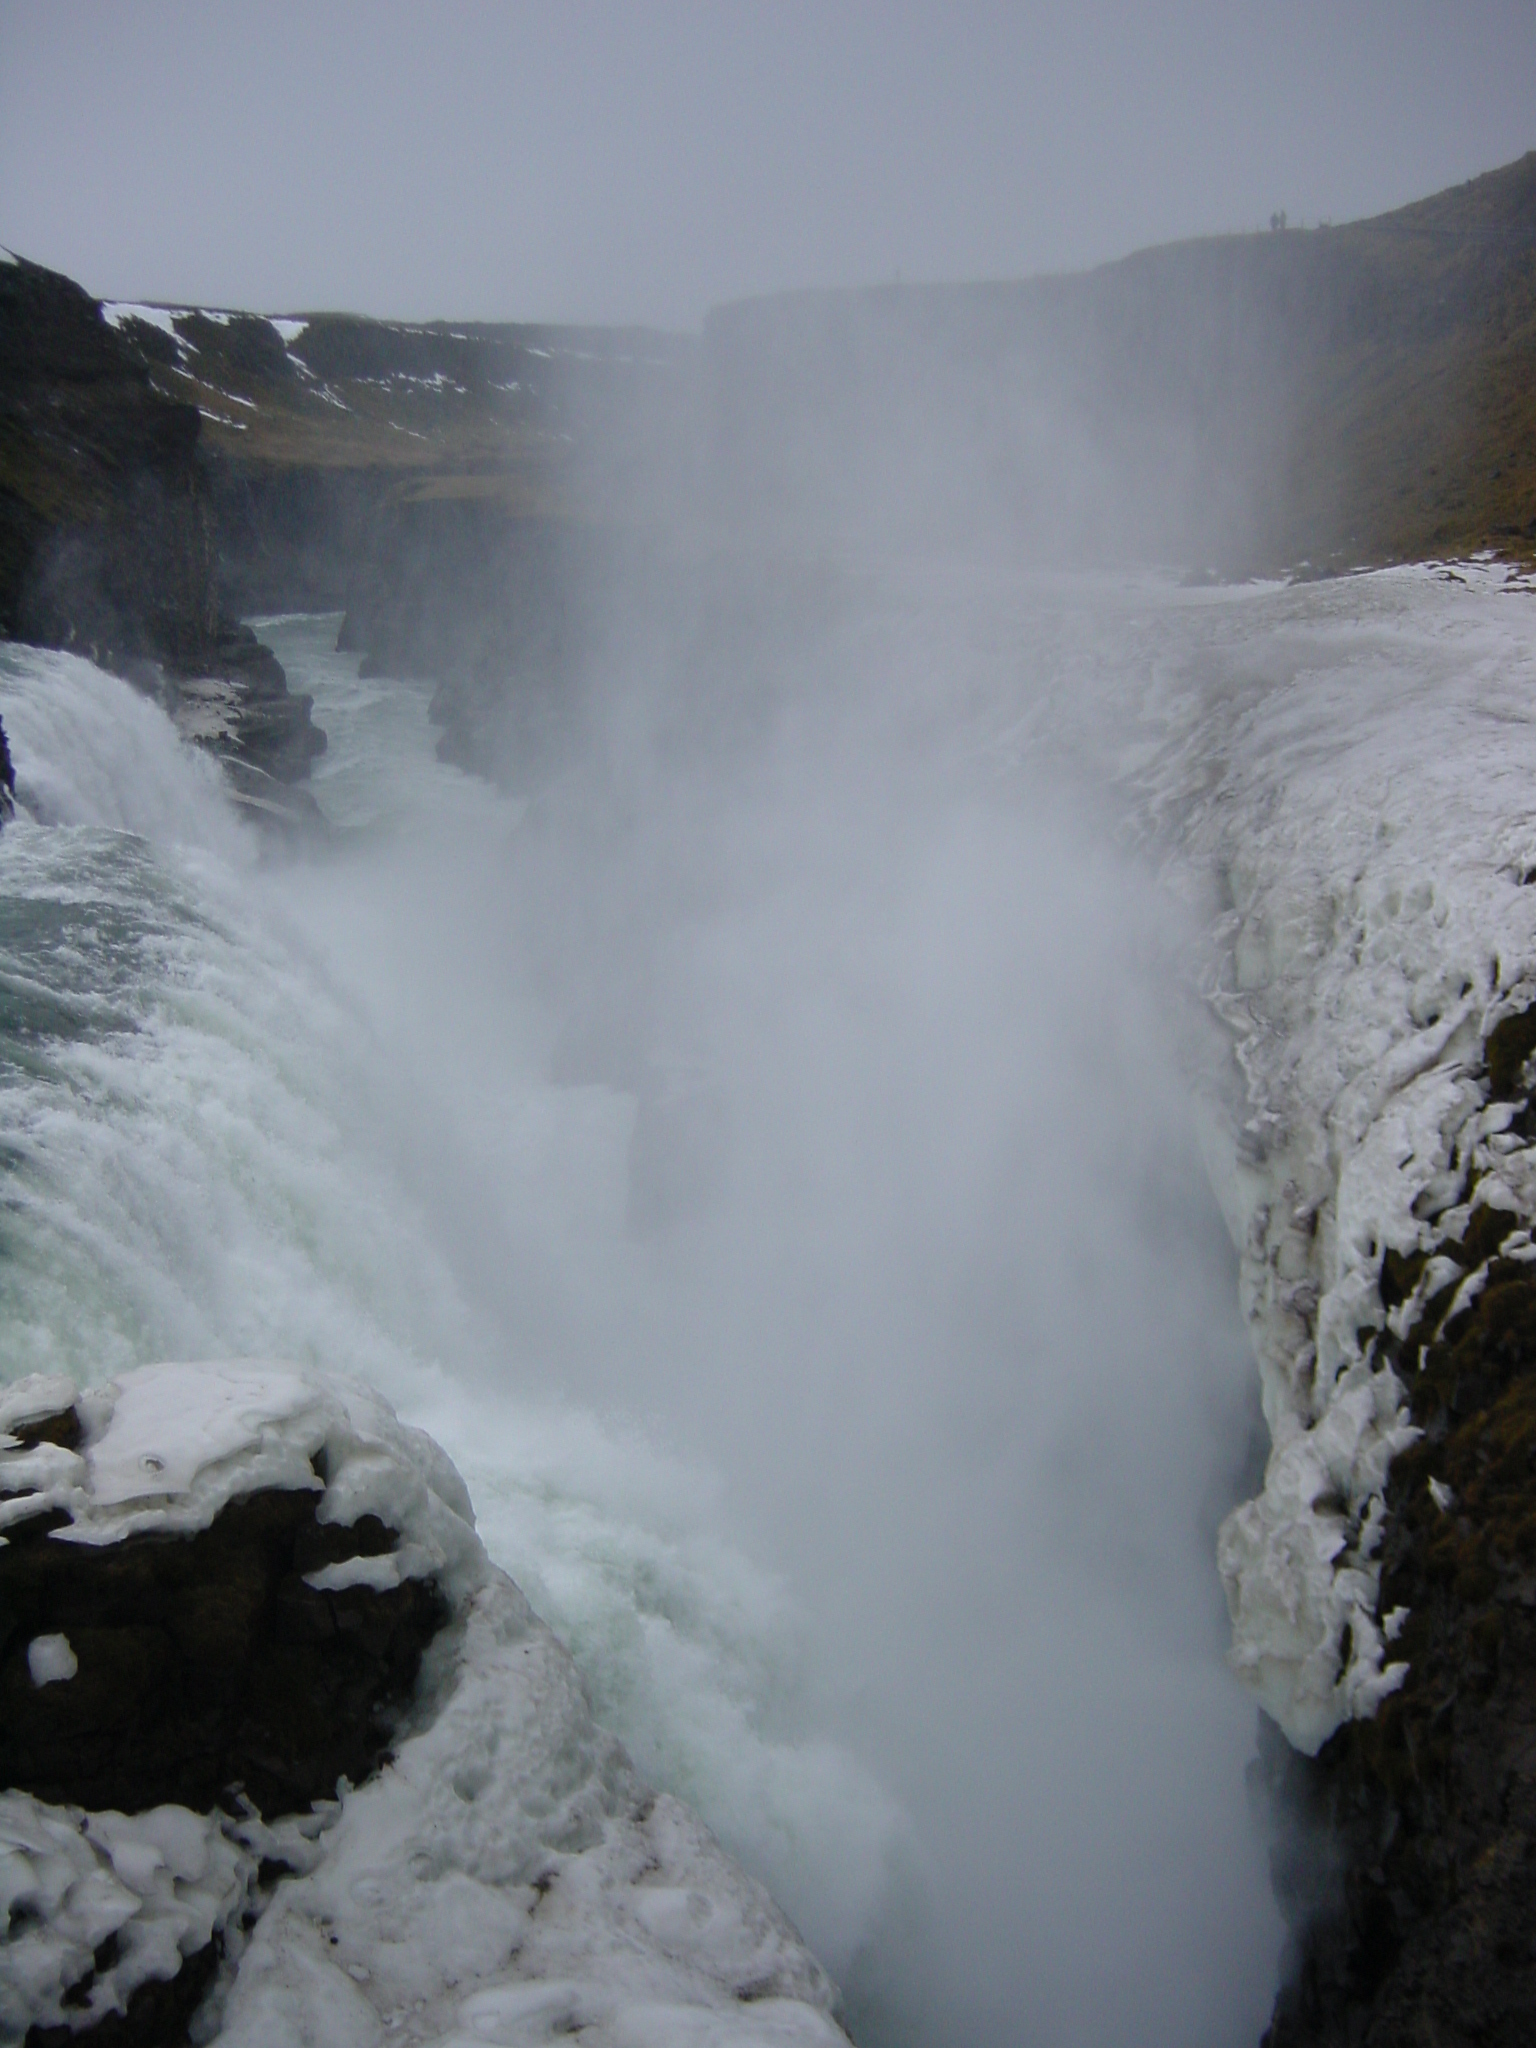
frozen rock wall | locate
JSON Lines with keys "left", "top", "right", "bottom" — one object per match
{"left": 1083, "top": 558, "right": 1536, "bottom": 2042}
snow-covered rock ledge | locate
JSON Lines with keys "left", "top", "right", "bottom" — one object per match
{"left": 0, "top": 1363, "right": 844, "bottom": 2046}
{"left": 1070, "top": 559, "right": 1536, "bottom": 2035}
{"left": 1150, "top": 563, "right": 1536, "bottom": 1754}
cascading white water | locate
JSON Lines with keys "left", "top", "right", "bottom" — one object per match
{"left": 0, "top": 597, "right": 1286, "bottom": 2048}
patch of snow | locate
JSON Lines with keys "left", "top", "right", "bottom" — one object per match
{"left": 0, "top": 1361, "right": 480, "bottom": 1599}
{"left": 217, "top": 1573, "right": 843, "bottom": 2047}
{"left": 1101, "top": 558, "right": 1536, "bottom": 1751}
{"left": 0, "top": 1365, "right": 843, "bottom": 2043}
{"left": 373, "top": 370, "right": 469, "bottom": 393}
{"left": 0, "top": 1794, "right": 248, "bottom": 2038}
{"left": 170, "top": 675, "right": 240, "bottom": 746}
{"left": 269, "top": 318, "right": 309, "bottom": 346}
{"left": 25, "top": 1634, "right": 77, "bottom": 1687}
{"left": 0, "top": 1376, "right": 79, "bottom": 1440}
{"left": 100, "top": 303, "right": 196, "bottom": 353}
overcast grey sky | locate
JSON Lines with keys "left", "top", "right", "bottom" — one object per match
{"left": 2, "top": 1, "right": 1532, "bottom": 329}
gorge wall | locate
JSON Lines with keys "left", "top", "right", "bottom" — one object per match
{"left": 7, "top": 151, "right": 1536, "bottom": 2047}
{"left": 21, "top": 151, "right": 1525, "bottom": 795}
{"left": 1254, "top": 1007, "right": 1536, "bottom": 2048}
{"left": 266, "top": 152, "right": 1536, "bottom": 786}
{"left": 0, "top": 256, "right": 324, "bottom": 797}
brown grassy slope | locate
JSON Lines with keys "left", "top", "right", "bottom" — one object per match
{"left": 1275, "top": 152, "right": 1536, "bottom": 565}
{"left": 703, "top": 151, "right": 1536, "bottom": 569}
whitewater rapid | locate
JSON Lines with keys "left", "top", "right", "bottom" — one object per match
{"left": 0, "top": 627, "right": 920, "bottom": 2021}
{"left": 17, "top": 562, "right": 1527, "bottom": 2042}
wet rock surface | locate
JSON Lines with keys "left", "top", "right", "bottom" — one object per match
{"left": 1261, "top": 1013, "right": 1536, "bottom": 2046}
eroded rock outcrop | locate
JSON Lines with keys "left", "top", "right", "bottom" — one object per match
{"left": 0, "top": 1484, "right": 444, "bottom": 1823}
{"left": 0, "top": 1365, "right": 845, "bottom": 2048}
{"left": 0, "top": 255, "right": 324, "bottom": 789}
{"left": 1258, "top": 1006, "right": 1536, "bottom": 2046}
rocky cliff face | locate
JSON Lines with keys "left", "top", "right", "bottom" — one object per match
{"left": 84, "top": 287, "right": 697, "bottom": 789}
{"left": 0, "top": 255, "right": 324, "bottom": 790}
{"left": 336, "top": 500, "right": 626, "bottom": 786}
{"left": 1258, "top": 1009, "right": 1536, "bottom": 2046}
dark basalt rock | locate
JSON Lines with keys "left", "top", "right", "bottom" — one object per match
{"left": 204, "top": 455, "right": 388, "bottom": 617}
{"left": 1260, "top": 1020, "right": 1536, "bottom": 2045}
{"left": 339, "top": 502, "right": 618, "bottom": 790}
{"left": 0, "top": 1419, "right": 446, "bottom": 1822}
{"left": 0, "top": 255, "right": 324, "bottom": 785}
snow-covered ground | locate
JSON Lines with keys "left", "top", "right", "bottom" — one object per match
{"left": 0, "top": 1363, "right": 844, "bottom": 2044}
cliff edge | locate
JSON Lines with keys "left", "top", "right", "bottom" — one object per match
{"left": 0, "top": 253, "right": 324, "bottom": 794}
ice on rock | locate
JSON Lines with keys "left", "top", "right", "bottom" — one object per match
{"left": 0, "top": 1360, "right": 483, "bottom": 1598}
{"left": 25, "top": 1634, "right": 77, "bottom": 1687}
{"left": 1113, "top": 561, "right": 1536, "bottom": 1752}
{"left": 0, "top": 1375, "right": 80, "bottom": 1441}
{"left": 978, "top": 560, "right": 1536, "bottom": 1752}
{"left": 219, "top": 1572, "right": 844, "bottom": 2047}
{"left": 0, "top": 1363, "right": 843, "bottom": 2043}
{"left": 0, "top": 1794, "right": 247, "bottom": 2037}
